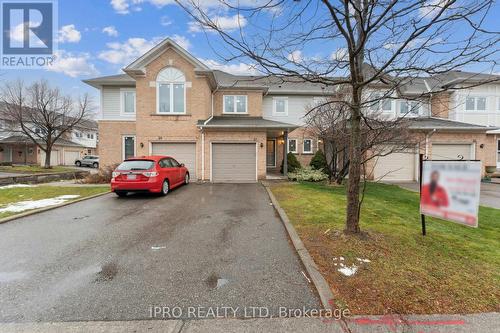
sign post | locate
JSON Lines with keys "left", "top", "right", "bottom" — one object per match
{"left": 419, "top": 159, "right": 481, "bottom": 232}
{"left": 419, "top": 154, "right": 426, "bottom": 236}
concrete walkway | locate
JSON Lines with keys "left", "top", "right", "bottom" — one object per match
{"left": 394, "top": 181, "right": 500, "bottom": 209}
{"left": 1, "top": 313, "right": 499, "bottom": 333}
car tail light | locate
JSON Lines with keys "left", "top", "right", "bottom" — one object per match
{"left": 112, "top": 171, "right": 121, "bottom": 179}
{"left": 142, "top": 171, "right": 159, "bottom": 178}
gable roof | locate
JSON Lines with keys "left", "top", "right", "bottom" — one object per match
{"left": 123, "top": 37, "right": 210, "bottom": 76}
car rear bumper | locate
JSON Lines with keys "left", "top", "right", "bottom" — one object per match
{"left": 111, "top": 178, "right": 162, "bottom": 193}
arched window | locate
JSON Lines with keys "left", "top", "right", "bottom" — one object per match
{"left": 157, "top": 67, "right": 186, "bottom": 114}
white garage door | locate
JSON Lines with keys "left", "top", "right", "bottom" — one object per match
{"left": 212, "top": 143, "right": 256, "bottom": 183}
{"left": 64, "top": 151, "right": 80, "bottom": 166}
{"left": 151, "top": 143, "right": 196, "bottom": 180}
{"left": 373, "top": 149, "right": 416, "bottom": 182}
{"left": 432, "top": 144, "right": 473, "bottom": 160}
{"left": 40, "top": 150, "right": 60, "bottom": 166}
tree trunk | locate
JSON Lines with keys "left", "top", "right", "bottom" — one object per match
{"left": 345, "top": 92, "right": 362, "bottom": 234}
{"left": 44, "top": 148, "right": 51, "bottom": 169}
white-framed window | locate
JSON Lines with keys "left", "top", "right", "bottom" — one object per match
{"left": 381, "top": 99, "right": 393, "bottom": 112}
{"left": 399, "top": 100, "right": 421, "bottom": 116}
{"left": 156, "top": 67, "right": 186, "bottom": 114}
{"left": 288, "top": 139, "right": 297, "bottom": 153}
{"left": 465, "top": 96, "right": 487, "bottom": 111}
{"left": 303, "top": 139, "right": 313, "bottom": 154}
{"left": 273, "top": 97, "right": 288, "bottom": 116}
{"left": 223, "top": 95, "right": 247, "bottom": 114}
{"left": 120, "top": 89, "right": 136, "bottom": 115}
{"left": 122, "top": 135, "right": 136, "bottom": 160}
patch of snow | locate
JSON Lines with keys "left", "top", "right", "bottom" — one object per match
{"left": 356, "top": 258, "right": 371, "bottom": 263}
{"left": 58, "top": 195, "right": 80, "bottom": 199}
{"left": 0, "top": 195, "right": 81, "bottom": 213}
{"left": 0, "top": 184, "right": 36, "bottom": 189}
{"left": 151, "top": 246, "right": 166, "bottom": 250}
{"left": 338, "top": 264, "right": 358, "bottom": 277}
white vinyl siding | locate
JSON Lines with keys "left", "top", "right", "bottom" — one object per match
{"left": 102, "top": 87, "right": 136, "bottom": 120}
{"left": 263, "top": 96, "right": 317, "bottom": 125}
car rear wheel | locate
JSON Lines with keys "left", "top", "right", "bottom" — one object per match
{"left": 75, "top": 161, "right": 81, "bottom": 167}
{"left": 115, "top": 191, "right": 127, "bottom": 197}
{"left": 161, "top": 180, "right": 169, "bottom": 196}
{"left": 184, "top": 173, "right": 190, "bottom": 185}
{"left": 93, "top": 162, "right": 99, "bottom": 168}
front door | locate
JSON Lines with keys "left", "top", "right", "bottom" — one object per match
{"left": 497, "top": 139, "right": 500, "bottom": 169}
{"left": 266, "top": 139, "right": 276, "bottom": 167}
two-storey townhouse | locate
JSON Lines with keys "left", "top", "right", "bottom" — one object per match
{"left": 426, "top": 71, "right": 500, "bottom": 169}
{"left": 84, "top": 38, "right": 496, "bottom": 183}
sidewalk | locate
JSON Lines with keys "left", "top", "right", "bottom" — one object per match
{"left": 1, "top": 313, "right": 499, "bottom": 333}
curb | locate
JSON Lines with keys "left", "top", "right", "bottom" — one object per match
{"left": 263, "top": 183, "right": 335, "bottom": 311}
{"left": 0, "top": 190, "right": 111, "bottom": 225}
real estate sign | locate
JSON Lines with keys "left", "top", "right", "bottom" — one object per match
{"left": 420, "top": 160, "right": 481, "bottom": 228}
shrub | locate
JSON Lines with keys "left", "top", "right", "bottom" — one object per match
{"left": 280, "top": 152, "right": 301, "bottom": 173}
{"left": 309, "top": 149, "right": 328, "bottom": 171}
{"left": 80, "top": 164, "right": 118, "bottom": 184}
{"left": 288, "top": 166, "right": 328, "bottom": 182}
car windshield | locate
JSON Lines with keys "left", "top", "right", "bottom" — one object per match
{"left": 117, "top": 160, "right": 155, "bottom": 171}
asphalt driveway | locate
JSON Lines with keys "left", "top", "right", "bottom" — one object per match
{"left": 0, "top": 183, "right": 319, "bottom": 323}
{"left": 394, "top": 182, "right": 500, "bottom": 209}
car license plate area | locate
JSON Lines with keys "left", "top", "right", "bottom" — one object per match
{"left": 127, "top": 174, "right": 137, "bottom": 180}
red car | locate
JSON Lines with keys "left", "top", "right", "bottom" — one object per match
{"left": 111, "top": 156, "right": 189, "bottom": 197}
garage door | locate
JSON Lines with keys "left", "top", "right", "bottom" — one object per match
{"left": 432, "top": 144, "right": 473, "bottom": 160}
{"left": 212, "top": 143, "right": 256, "bottom": 183}
{"left": 64, "top": 150, "right": 80, "bottom": 165}
{"left": 40, "top": 150, "right": 60, "bottom": 166}
{"left": 373, "top": 149, "right": 416, "bottom": 181}
{"left": 151, "top": 143, "right": 196, "bottom": 180}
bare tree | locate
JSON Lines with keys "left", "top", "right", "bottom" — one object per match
{"left": 1, "top": 80, "right": 93, "bottom": 168}
{"left": 176, "top": 0, "right": 498, "bottom": 233}
{"left": 305, "top": 90, "right": 418, "bottom": 185}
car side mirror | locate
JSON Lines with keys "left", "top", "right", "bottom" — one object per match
{"left": 180, "top": 163, "right": 185, "bottom": 167}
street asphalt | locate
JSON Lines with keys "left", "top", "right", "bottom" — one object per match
{"left": 0, "top": 183, "right": 320, "bottom": 323}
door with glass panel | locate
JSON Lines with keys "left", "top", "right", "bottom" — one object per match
{"left": 266, "top": 139, "right": 276, "bottom": 167}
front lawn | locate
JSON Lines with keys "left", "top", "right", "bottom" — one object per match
{"left": 0, "top": 185, "right": 109, "bottom": 219}
{"left": 271, "top": 182, "right": 500, "bottom": 315}
{"left": 0, "top": 165, "right": 77, "bottom": 174}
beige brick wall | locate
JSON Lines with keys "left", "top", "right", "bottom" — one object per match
{"left": 431, "top": 92, "right": 451, "bottom": 118}
{"left": 98, "top": 121, "right": 136, "bottom": 167}
{"left": 364, "top": 130, "right": 496, "bottom": 179}
{"left": 213, "top": 90, "right": 263, "bottom": 117}
{"left": 203, "top": 130, "right": 267, "bottom": 180}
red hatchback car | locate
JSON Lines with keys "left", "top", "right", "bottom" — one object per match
{"left": 111, "top": 156, "right": 189, "bottom": 197}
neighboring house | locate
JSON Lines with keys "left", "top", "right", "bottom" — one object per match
{"left": 84, "top": 37, "right": 499, "bottom": 183}
{"left": 0, "top": 106, "right": 99, "bottom": 166}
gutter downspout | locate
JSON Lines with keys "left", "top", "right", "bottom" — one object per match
{"left": 201, "top": 85, "right": 219, "bottom": 181}
{"left": 425, "top": 129, "right": 437, "bottom": 159}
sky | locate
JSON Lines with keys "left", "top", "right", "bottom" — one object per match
{"left": 2, "top": 0, "right": 499, "bottom": 106}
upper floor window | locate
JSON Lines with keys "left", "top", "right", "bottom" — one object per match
{"left": 465, "top": 96, "right": 486, "bottom": 111}
{"left": 121, "top": 90, "right": 136, "bottom": 115}
{"left": 273, "top": 97, "right": 288, "bottom": 116}
{"left": 381, "top": 99, "right": 393, "bottom": 112}
{"left": 157, "top": 67, "right": 186, "bottom": 114}
{"left": 223, "top": 95, "right": 247, "bottom": 114}
{"left": 399, "top": 100, "right": 420, "bottom": 116}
